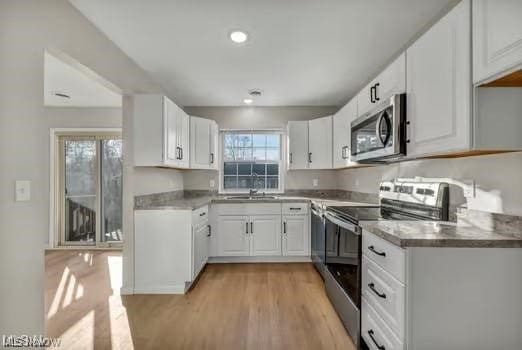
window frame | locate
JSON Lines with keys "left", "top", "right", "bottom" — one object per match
{"left": 49, "top": 128, "right": 123, "bottom": 249}
{"left": 219, "top": 129, "right": 285, "bottom": 194}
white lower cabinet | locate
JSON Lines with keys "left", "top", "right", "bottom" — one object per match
{"left": 362, "top": 298, "right": 404, "bottom": 350}
{"left": 251, "top": 215, "right": 282, "bottom": 256}
{"left": 192, "top": 221, "right": 210, "bottom": 279}
{"left": 134, "top": 205, "right": 209, "bottom": 294}
{"left": 217, "top": 214, "right": 282, "bottom": 256}
{"left": 282, "top": 215, "right": 309, "bottom": 256}
{"left": 362, "top": 229, "right": 522, "bottom": 349}
{"left": 213, "top": 203, "right": 310, "bottom": 259}
{"left": 217, "top": 215, "right": 250, "bottom": 256}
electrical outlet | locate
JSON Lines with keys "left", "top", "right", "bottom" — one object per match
{"left": 462, "top": 179, "right": 475, "bottom": 198}
{"left": 209, "top": 179, "right": 215, "bottom": 188}
{"left": 15, "top": 180, "right": 31, "bottom": 201}
{"left": 313, "top": 179, "right": 319, "bottom": 187}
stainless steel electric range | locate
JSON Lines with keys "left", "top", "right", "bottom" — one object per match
{"left": 322, "top": 180, "right": 449, "bottom": 349}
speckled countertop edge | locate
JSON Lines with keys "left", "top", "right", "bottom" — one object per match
{"left": 360, "top": 220, "right": 522, "bottom": 248}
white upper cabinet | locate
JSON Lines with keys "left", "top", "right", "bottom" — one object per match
{"left": 287, "top": 120, "right": 309, "bottom": 170}
{"left": 406, "top": 0, "right": 471, "bottom": 158}
{"left": 133, "top": 94, "right": 190, "bottom": 168}
{"left": 333, "top": 98, "right": 357, "bottom": 168}
{"left": 190, "top": 116, "right": 218, "bottom": 170}
{"left": 473, "top": 0, "right": 522, "bottom": 84}
{"left": 209, "top": 120, "right": 219, "bottom": 170}
{"left": 308, "top": 115, "right": 333, "bottom": 169}
{"left": 357, "top": 53, "right": 406, "bottom": 117}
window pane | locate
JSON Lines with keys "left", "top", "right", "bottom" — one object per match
{"left": 253, "top": 148, "right": 266, "bottom": 161}
{"left": 224, "top": 134, "right": 237, "bottom": 148}
{"left": 253, "top": 134, "right": 266, "bottom": 147}
{"left": 64, "top": 140, "right": 97, "bottom": 244}
{"left": 267, "top": 164, "right": 279, "bottom": 175}
{"left": 266, "top": 134, "right": 280, "bottom": 148}
{"left": 238, "top": 176, "right": 251, "bottom": 189}
{"left": 224, "top": 176, "right": 237, "bottom": 189}
{"left": 238, "top": 163, "right": 252, "bottom": 175}
{"left": 252, "top": 177, "right": 265, "bottom": 190}
{"left": 252, "top": 164, "right": 266, "bottom": 176}
{"left": 102, "top": 139, "right": 123, "bottom": 242}
{"left": 224, "top": 163, "right": 237, "bottom": 175}
{"left": 237, "top": 148, "right": 253, "bottom": 161}
{"left": 266, "top": 149, "right": 279, "bottom": 161}
{"left": 267, "top": 177, "right": 279, "bottom": 189}
{"left": 224, "top": 148, "right": 235, "bottom": 161}
{"left": 236, "top": 134, "right": 252, "bottom": 147}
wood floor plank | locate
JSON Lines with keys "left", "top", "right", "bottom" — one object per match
{"left": 45, "top": 251, "right": 356, "bottom": 350}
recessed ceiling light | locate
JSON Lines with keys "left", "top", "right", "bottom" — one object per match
{"left": 243, "top": 98, "right": 253, "bottom": 104}
{"left": 230, "top": 31, "right": 248, "bottom": 43}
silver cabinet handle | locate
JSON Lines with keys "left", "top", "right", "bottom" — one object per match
{"left": 246, "top": 222, "right": 249, "bottom": 234}
{"left": 250, "top": 222, "right": 253, "bottom": 234}
{"left": 283, "top": 221, "right": 287, "bottom": 234}
{"left": 207, "top": 225, "right": 211, "bottom": 237}
{"left": 289, "top": 153, "right": 293, "bottom": 164}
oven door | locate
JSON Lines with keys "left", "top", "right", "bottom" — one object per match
{"left": 324, "top": 211, "right": 361, "bottom": 347}
{"left": 311, "top": 207, "right": 326, "bottom": 277}
{"left": 351, "top": 94, "right": 405, "bottom": 162}
{"left": 324, "top": 212, "right": 361, "bottom": 307}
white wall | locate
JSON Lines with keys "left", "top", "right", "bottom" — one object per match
{"left": 337, "top": 152, "right": 522, "bottom": 216}
{"left": 183, "top": 106, "right": 339, "bottom": 191}
{"left": 0, "top": 0, "right": 179, "bottom": 336}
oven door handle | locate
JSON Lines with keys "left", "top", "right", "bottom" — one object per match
{"left": 324, "top": 212, "right": 359, "bottom": 234}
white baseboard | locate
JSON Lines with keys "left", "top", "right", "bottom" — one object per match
{"left": 208, "top": 256, "right": 312, "bottom": 263}
{"left": 133, "top": 284, "right": 187, "bottom": 294}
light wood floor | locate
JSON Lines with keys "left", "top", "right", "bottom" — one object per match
{"left": 45, "top": 251, "right": 355, "bottom": 350}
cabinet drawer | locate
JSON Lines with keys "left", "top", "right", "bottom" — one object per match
{"left": 362, "top": 256, "right": 405, "bottom": 340}
{"left": 213, "top": 203, "right": 281, "bottom": 216}
{"left": 362, "top": 298, "right": 404, "bottom": 350}
{"left": 192, "top": 205, "right": 209, "bottom": 225}
{"left": 282, "top": 202, "right": 309, "bottom": 215}
{"left": 362, "top": 230, "right": 405, "bottom": 283}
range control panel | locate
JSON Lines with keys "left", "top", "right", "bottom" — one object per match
{"left": 379, "top": 180, "right": 448, "bottom": 207}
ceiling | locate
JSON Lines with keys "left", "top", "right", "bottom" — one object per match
{"left": 44, "top": 51, "right": 122, "bottom": 107}
{"left": 69, "top": 0, "right": 456, "bottom": 107}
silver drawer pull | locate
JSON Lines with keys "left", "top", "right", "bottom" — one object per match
{"left": 368, "top": 283, "right": 386, "bottom": 299}
{"left": 289, "top": 207, "right": 301, "bottom": 210}
{"left": 199, "top": 212, "right": 206, "bottom": 217}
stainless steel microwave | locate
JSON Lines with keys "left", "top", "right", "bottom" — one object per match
{"left": 350, "top": 94, "right": 406, "bottom": 162}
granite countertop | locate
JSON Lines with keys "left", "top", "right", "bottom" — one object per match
{"left": 360, "top": 220, "right": 522, "bottom": 248}
{"left": 134, "top": 193, "right": 378, "bottom": 210}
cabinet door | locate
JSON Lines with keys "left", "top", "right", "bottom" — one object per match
{"left": 217, "top": 216, "right": 250, "bottom": 256}
{"left": 209, "top": 121, "right": 219, "bottom": 170}
{"left": 177, "top": 109, "right": 190, "bottom": 168}
{"left": 406, "top": 0, "right": 471, "bottom": 157}
{"left": 250, "top": 215, "right": 282, "bottom": 256}
{"left": 356, "top": 81, "right": 375, "bottom": 119}
{"left": 287, "top": 121, "right": 309, "bottom": 169}
{"left": 164, "top": 97, "right": 179, "bottom": 166}
{"left": 333, "top": 98, "right": 357, "bottom": 168}
{"left": 374, "top": 53, "right": 406, "bottom": 104}
{"left": 308, "top": 116, "right": 333, "bottom": 169}
{"left": 192, "top": 223, "right": 208, "bottom": 279}
{"left": 283, "top": 216, "right": 309, "bottom": 256}
{"left": 190, "top": 116, "right": 211, "bottom": 169}
{"left": 357, "top": 54, "right": 406, "bottom": 117}
{"left": 473, "top": 0, "right": 522, "bottom": 84}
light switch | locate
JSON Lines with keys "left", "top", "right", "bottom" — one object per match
{"left": 15, "top": 180, "right": 31, "bottom": 201}
{"left": 312, "top": 179, "right": 319, "bottom": 187}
